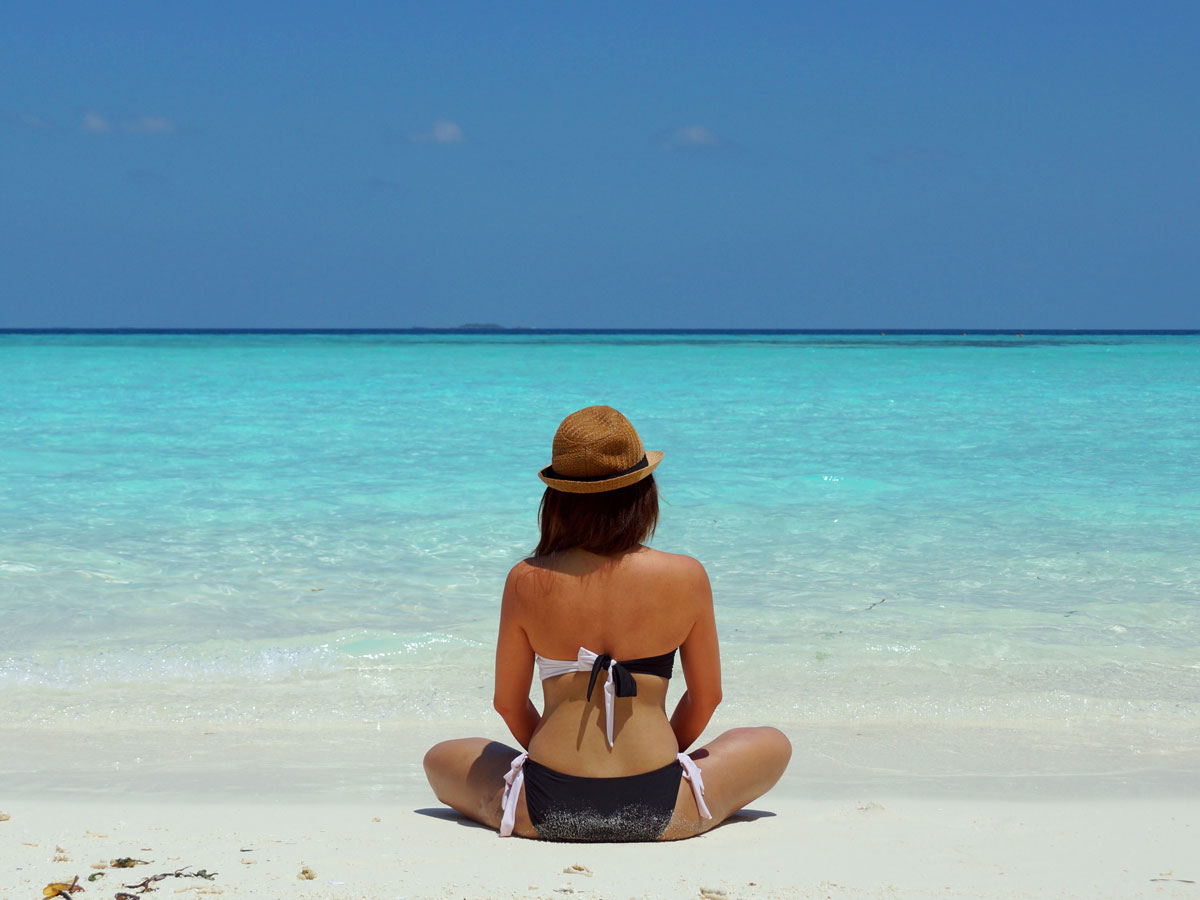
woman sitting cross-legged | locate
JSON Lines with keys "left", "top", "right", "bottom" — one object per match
{"left": 423, "top": 405, "right": 791, "bottom": 841}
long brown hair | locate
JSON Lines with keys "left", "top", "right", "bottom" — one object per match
{"left": 535, "top": 476, "right": 659, "bottom": 557}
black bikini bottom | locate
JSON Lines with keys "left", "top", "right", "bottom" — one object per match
{"left": 523, "top": 758, "right": 682, "bottom": 842}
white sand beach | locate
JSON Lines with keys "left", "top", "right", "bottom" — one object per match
{"left": 6, "top": 793, "right": 1198, "bottom": 900}
{"left": 4, "top": 722, "right": 1198, "bottom": 900}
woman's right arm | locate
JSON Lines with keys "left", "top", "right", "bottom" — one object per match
{"left": 493, "top": 564, "right": 541, "bottom": 749}
{"left": 670, "top": 558, "right": 723, "bottom": 751}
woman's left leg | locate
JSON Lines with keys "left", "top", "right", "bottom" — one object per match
{"left": 422, "top": 738, "right": 537, "bottom": 837}
{"left": 659, "top": 726, "right": 792, "bottom": 840}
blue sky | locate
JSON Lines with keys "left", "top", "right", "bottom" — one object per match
{"left": 2, "top": 1, "right": 1197, "bottom": 328}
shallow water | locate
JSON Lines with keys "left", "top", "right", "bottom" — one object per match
{"left": 1, "top": 333, "right": 1197, "bottom": 766}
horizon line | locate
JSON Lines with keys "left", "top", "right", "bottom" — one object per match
{"left": 3, "top": 327, "right": 1199, "bottom": 336}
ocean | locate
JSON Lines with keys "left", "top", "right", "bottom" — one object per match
{"left": 2, "top": 332, "right": 1198, "bottom": 794}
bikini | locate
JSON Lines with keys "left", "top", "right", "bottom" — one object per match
{"left": 499, "top": 647, "right": 712, "bottom": 841}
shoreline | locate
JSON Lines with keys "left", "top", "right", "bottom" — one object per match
{"left": 4, "top": 719, "right": 1197, "bottom": 802}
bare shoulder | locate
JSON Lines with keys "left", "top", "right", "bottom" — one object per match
{"left": 502, "top": 558, "right": 541, "bottom": 605}
{"left": 632, "top": 546, "right": 707, "bottom": 574}
{"left": 629, "top": 548, "right": 711, "bottom": 600}
{"left": 506, "top": 557, "right": 536, "bottom": 580}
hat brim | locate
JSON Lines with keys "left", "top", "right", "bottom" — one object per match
{"left": 538, "top": 450, "right": 664, "bottom": 494}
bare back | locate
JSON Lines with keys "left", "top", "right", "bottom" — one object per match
{"left": 497, "top": 545, "right": 719, "bottom": 777}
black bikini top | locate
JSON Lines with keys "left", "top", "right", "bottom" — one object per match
{"left": 583, "top": 649, "right": 676, "bottom": 699}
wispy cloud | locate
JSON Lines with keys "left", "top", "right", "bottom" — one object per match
{"left": 18, "top": 113, "right": 52, "bottom": 130}
{"left": 126, "top": 116, "right": 176, "bottom": 134}
{"left": 657, "top": 124, "right": 727, "bottom": 152}
{"left": 5, "top": 110, "right": 178, "bottom": 136}
{"left": 412, "top": 119, "right": 465, "bottom": 144}
{"left": 79, "top": 112, "right": 177, "bottom": 135}
{"left": 81, "top": 112, "right": 112, "bottom": 133}
{"left": 675, "top": 125, "right": 719, "bottom": 146}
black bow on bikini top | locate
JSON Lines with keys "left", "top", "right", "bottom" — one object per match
{"left": 584, "top": 650, "right": 677, "bottom": 702}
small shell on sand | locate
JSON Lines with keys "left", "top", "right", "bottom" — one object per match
{"left": 562, "top": 864, "right": 592, "bottom": 877}
{"left": 298, "top": 866, "right": 316, "bottom": 880}
{"left": 0, "top": 811, "right": 11, "bottom": 821}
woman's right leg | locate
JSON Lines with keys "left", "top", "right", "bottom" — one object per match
{"left": 422, "top": 738, "right": 537, "bottom": 837}
{"left": 661, "top": 726, "right": 792, "bottom": 840}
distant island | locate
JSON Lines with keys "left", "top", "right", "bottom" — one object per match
{"left": 407, "top": 323, "right": 512, "bottom": 331}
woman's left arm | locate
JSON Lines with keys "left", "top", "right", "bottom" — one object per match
{"left": 670, "top": 558, "right": 723, "bottom": 751}
{"left": 493, "top": 565, "right": 541, "bottom": 748}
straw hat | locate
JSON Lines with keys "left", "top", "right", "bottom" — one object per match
{"left": 538, "top": 406, "right": 664, "bottom": 494}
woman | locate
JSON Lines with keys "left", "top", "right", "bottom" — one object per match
{"left": 423, "top": 405, "right": 791, "bottom": 840}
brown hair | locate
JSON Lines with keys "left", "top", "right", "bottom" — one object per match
{"left": 535, "top": 476, "right": 659, "bottom": 557}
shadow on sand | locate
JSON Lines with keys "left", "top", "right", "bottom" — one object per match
{"left": 413, "top": 806, "right": 777, "bottom": 833}
{"left": 413, "top": 807, "right": 494, "bottom": 830}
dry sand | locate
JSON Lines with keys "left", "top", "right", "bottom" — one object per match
{"left": 5, "top": 789, "right": 1198, "bottom": 899}
{"left": 4, "top": 720, "right": 1198, "bottom": 899}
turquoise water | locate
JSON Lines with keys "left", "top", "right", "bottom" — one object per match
{"left": 2, "top": 333, "right": 1198, "bottom": 752}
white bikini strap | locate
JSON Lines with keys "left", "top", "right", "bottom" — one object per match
{"left": 601, "top": 666, "right": 616, "bottom": 747}
{"left": 534, "top": 648, "right": 620, "bottom": 747}
{"left": 573, "top": 648, "right": 618, "bottom": 747}
{"left": 498, "top": 751, "right": 528, "bottom": 837}
{"left": 677, "top": 752, "right": 712, "bottom": 819}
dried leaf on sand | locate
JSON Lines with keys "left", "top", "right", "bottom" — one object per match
{"left": 42, "top": 877, "right": 84, "bottom": 898}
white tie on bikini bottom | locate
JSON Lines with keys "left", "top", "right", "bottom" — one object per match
{"left": 676, "top": 752, "right": 713, "bottom": 819}
{"left": 497, "top": 751, "right": 711, "bottom": 837}
{"left": 499, "top": 751, "right": 528, "bottom": 837}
